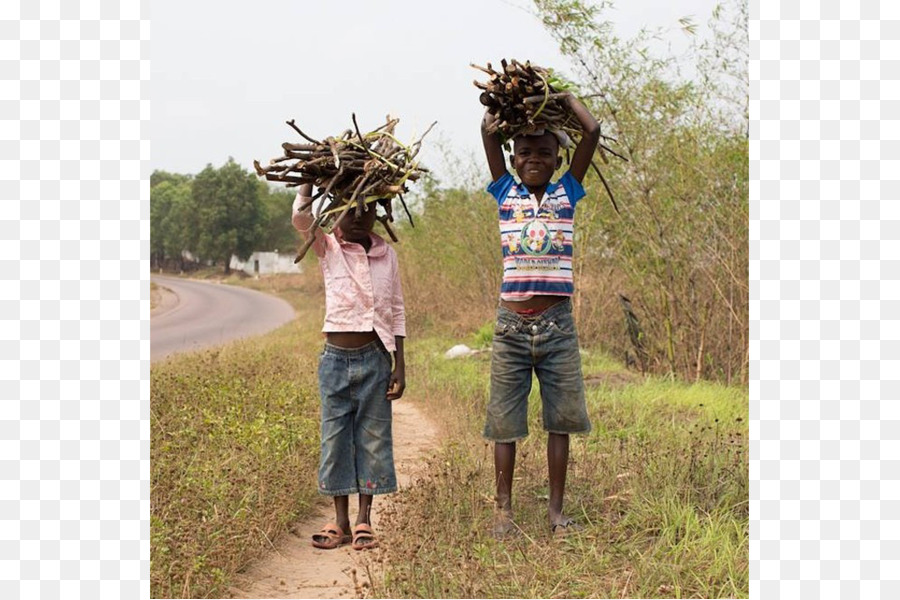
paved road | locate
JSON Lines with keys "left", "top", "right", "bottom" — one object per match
{"left": 151, "top": 275, "right": 296, "bottom": 362}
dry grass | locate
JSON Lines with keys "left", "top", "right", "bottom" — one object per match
{"left": 151, "top": 257, "right": 748, "bottom": 598}
{"left": 150, "top": 281, "right": 160, "bottom": 311}
{"left": 374, "top": 339, "right": 749, "bottom": 599}
{"left": 150, "top": 273, "right": 324, "bottom": 599}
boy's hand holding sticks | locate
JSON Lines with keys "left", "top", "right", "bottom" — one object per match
{"left": 473, "top": 58, "right": 626, "bottom": 211}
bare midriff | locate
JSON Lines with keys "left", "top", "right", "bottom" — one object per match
{"left": 500, "top": 295, "right": 567, "bottom": 314}
{"left": 326, "top": 330, "right": 380, "bottom": 349}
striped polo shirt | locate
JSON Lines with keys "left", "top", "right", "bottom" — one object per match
{"left": 487, "top": 171, "right": 586, "bottom": 300}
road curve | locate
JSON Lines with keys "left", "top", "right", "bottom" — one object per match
{"left": 151, "top": 275, "right": 296, "bottom": 362}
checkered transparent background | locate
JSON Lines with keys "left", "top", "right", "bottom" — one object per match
{"left": 1, "top": 0, "right": 895, "bottom": 599}
{"left": 1, "top": 1, "right": 148, "bottom": 599}
{"left": 753, "top": 1, "right": 897, "bottom": 599}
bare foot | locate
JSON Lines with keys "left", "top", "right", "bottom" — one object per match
{"left": 493, "top": 509, "right": 516, "bottom": 539}
{"left": 550, "top": 517, "right": 583, "bottom": 537}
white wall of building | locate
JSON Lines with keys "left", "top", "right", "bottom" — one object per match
{"left": 229, "top": 251, "right": 302, "bottom": 275}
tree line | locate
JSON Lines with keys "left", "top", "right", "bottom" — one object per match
{"left": 150, "top": 158, "right": 298, "bottom": 274}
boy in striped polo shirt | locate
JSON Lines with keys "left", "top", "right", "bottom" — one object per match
{"left": 480, "top": 93, "right": 601, "bottom": 538}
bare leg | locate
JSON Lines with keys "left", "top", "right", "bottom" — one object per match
{"left": 352, "top": 494, "right": 378, "bottom": 549}
{"left": 312, "top": 495, "right": 351, "bottom": 547}
{"left": 334, "top": 495, "right": 351, "bottom": 535}
{"left": 493, "top": 442, "right": 516, "bottom": 537}
{"left": 356, "top": 494, "right": 373, "bottom": 526}
{"left": 548, "top": 433, "right": 570, "bottom": 528}
{"left": 495, "top": 442, "right": 516, "bottom": 511}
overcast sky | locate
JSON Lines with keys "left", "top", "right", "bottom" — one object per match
{"left": 151, "top": 0, "right": 721, "bottom": 187}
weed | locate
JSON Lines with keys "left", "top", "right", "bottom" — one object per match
{"left": 378, "top": 334, "right": 748, "bottom": 598}
{"left": 472, "top": 320, "right": 496, "bottom": 349}
{"left": 150, "top": 276, "right": 325, "bottom": 598}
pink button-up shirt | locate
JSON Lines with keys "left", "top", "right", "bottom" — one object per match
{"left": 292, "top": 194, "right": 406, "bottom": 352}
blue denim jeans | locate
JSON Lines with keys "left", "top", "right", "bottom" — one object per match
{"left": 317, "top": 341, "right": 396, "bottom": 495}
{"left": 484, "top": 298, "right": 591, "bottom": 442}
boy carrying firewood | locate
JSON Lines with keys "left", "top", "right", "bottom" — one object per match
{"left": 480, "top": 89, "right": 601, "bottom": 539}
{"left": 292, "top": 183, "right": 406, "bottom": 551}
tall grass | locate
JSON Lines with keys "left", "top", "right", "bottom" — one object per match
{"left": 393, "top": 187, "right": 502, "bottom": 336}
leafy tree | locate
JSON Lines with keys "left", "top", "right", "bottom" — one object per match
{"left": 150, "top": 169, "right": 191, "bottom": 189}
{"left": 150, "top": 177, "right": 196, "bottom": 270}
{"left": 528, "top": 0, "right": 748, "bottom": 382}
{"left": 161, "top": 181, "right": 198, "bottom": 272}
{"left": 192, "top": 158, "right": 267, "bottom": 274}
{"left": 150, "top": 181, "right": 174, "bottom": 270}
{"left": 259, "top": 186, "right": 300, "bottom": 254}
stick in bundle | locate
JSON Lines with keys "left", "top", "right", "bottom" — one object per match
{"left": 472, "top": 58, "right": 626, "bottom": 213}
{"left": 254, "top": 114, "right": 435, "bottom": 262}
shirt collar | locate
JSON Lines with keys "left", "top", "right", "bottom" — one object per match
{"left": 515, "top": 179, "right": 559, "bottom": 198}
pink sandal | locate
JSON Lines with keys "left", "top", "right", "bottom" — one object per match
{"left": 311, "top": 523, "right": 351, "bottom": 549}
{"left": 351, "top": 523, "right": 378, "bottom": 550}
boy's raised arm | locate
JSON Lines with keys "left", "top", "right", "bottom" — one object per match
{"left": 291, "top": 182, "right": 327, "bottom": 257}
{"left": 565, "top": 94, "right": 602, "bottom": 184}
{"left": 291, "top": 182, "right": 315, "bottom": 233}
{"left": 481, "top": 109, "right": 508, "bottom": 183}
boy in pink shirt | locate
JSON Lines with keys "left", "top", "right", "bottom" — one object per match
{"left": 292, "top": 183, "right": 406, "bottom": 551}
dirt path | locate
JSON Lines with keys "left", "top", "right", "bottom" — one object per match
{"left": 228, "top": 397, "right": 439, "bottom": 599}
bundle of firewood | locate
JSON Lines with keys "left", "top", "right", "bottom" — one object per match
{"left": 473, "top": 58, "right": 626, "bottom": 211}
{"left": 473, "top": 59, "right": 580, "bottom": 144}
{"left": 254, "top": 114, "right": 434, "bottom": 261}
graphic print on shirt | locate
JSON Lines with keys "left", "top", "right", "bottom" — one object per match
{"left": 506, "top": 195, "right": 565, "bottom": 260}
{"left": 551, "top": 229, "right": 566, "bottom": 251}
{"left": 520, "top": 219, "right": 551, "bottom": 256}
{"left": 513, "top": 204, "right": 525, "bottom": 222}
{"left": 505, "top": 232, "right": 519, "bottom": 253}
{"left": 490, "top": 172, "right": 584, "bottom": 300}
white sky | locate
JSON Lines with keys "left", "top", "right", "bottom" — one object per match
{"left": 150, "top": 0, "right": 721, "bottom": 187}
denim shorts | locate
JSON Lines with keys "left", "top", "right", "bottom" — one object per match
{"left": 317, "top": 341, "right": 396, "bottom": 495}
{"left": 484, "top": 298, "right": 591, "bottom": 442}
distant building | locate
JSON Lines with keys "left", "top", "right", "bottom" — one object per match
{"left": 229, "top": 251, "right": 302, "bottom": 276}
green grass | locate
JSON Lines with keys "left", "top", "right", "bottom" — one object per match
{"left": 150, "top": 273, "right": 324, "bottom": 599}
{"left": 376, "top": 335, "right": 749, "bottom": 599}
{"left": 151, "top": 271, "right": 748, "bottom": 598}
{"left": 150, "top": 325, "right": 323, "bottom": 599}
